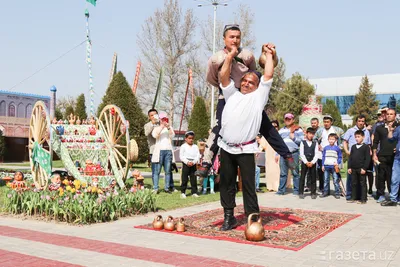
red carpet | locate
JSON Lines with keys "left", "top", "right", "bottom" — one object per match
{"left": 135, "top": 206, "right": 360, "bottom": 251}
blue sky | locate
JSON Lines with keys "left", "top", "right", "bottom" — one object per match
{"left": 1, "top": 0, "right": 399, "bottom": 106}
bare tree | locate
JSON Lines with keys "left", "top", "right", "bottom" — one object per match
{"left": 233, "top": 4, "right": 256, "bottom": 51}
{"left": 136, "top": 0, "right": 198, "bottom": 127}
{"left": 56, "top": 95, "right": 76, "bottom": 115}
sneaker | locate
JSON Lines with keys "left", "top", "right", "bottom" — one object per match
{"left": 202, "top": 190, "right": 207, "bottom": 195}
{"left": 299, "top": 194, "right": 305, "bottom": 199}
{"left": 151, "top": 189, "right": 159, "bottom": 194}
{"left": 376, "top": 196, "right": 386, "bottom": 203}
{"left": 334, "top": 195, "right": 340, "bottom": 199}
{"left": 171, "top": 188, "right": 178, "bottom": 193}
{"left": 256, "top": 188, "right": 264, "bottom": 193}
{"left": 164, "top": 190, "right": 172, "bottom": 194}
{"left": 347, "top": 199, "right": 356, "bottom": 203}
{"left": 210, "top": 190, "right": 215, "bottom": 194}
{"left": 319, "top": 194, "right": 329, "bottom": 198}
{"left": 192, "top": 193, "right": 199, "bottom": 198}
{"left": 275, "top": 192, "right": 285, "bottom": 196}
{"left": 311, "top": 194, "right": 317, "bottom": 199}
{"left": 381, "top": 200, "right": 397, "bottom": 206}
{"left": 180, "top": 193, "right": 186, "bottom": 199}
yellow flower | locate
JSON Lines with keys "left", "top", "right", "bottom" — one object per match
{"left": 97, "top": 189, "right": 103, "bottom": 194}
{"left": 91, "top": 187, "right": 98, "bottom": 193}
{"left": 73, "top": 180, "right": 81, "bottom": 190}
{"left": 63, "top": 179, "right": 69, "bottom": 185}
{"left": 87, "top": 186, "right": 92, "bottom": 192}
{"left": 71, "top": 188, "right": 76, "bottom": 193}
{"left": 66, "top": 185, "right": 72, "bottom": 192}
{"left": 59, "top": 188, "right": 64, "bottom": 196}
{"left": 81, "top": 182, "right": 87, "bottom": 188}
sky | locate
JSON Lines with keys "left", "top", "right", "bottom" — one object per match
{"left": 1, "top": 0, "right": 399, "bottom": 109}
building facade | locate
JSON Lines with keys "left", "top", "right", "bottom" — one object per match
{"left": 309, "top": 73, "right": 400, "bottom": 125}
{"left": 0, "top": 90, "right": 50, "bottom": 161}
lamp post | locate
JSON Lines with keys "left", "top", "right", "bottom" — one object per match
{"left": 196, "top": 0, "right": 229, "bottom": 128}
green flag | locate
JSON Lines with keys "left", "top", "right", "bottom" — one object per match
{"left": 86, "top": 0, "right": 97, "bottom": 6}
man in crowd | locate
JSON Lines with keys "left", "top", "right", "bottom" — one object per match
{"left": 276, "top": 113, "right": 304, "bottom": 195}
{"left": 314, "top": 115, "right": 344, "bottom": 192}
{"left": 196, "top": 24, "right": 293, "bottom": 178}
{"left": 343, "top": 114, "right": 371, "bottom": 200}
{"left": 381, "top": 119, "right": 400, "bottom": 206}
{"left": 310, "top": 117, "right": 323, "bottom": 192}
{"left": 144, "top": 109, "right": 159, "bottom": 189}
{"left": 373, "top": 108, "right": 399, "bottom": 203}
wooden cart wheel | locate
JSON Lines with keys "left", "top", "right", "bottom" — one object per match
{"left": 29, "top": 101, "right": 51, "bottom": 189}
{"left": 129, "top": 139, "right": 139, "bottom": 162}
{"left": 97, "top": 105, "right": 130, "bottom": 181}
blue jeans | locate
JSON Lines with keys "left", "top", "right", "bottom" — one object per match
{"left": 389, "top": 158, "right": 400, "bottom": 202}
{"left": 346, "top": 173, "right": 352, "bottom": 199}
{"left": 153, "top": 150, "right": 172, "bottom": 191}
{"left": 255, "top": 166, "right": 261, "bottom": 189}
{"left": 278, "top": 152, "right": 300, "bottom": 194}
{"left": 324, "top": 166, "right": 340, "bottom": 195}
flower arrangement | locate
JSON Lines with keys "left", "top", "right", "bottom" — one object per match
{"left": 3, "top": 176, "right": 157, "bottom": 224}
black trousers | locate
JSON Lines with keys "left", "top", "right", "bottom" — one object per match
{"left": 181, "top": 163, "right": 197, "bottom": 194}
{"left": 299, "top": 163, "right": 316, "bottom": 194}
{"left": 317, "top": 159, "right": 324, "bottom": 190}
{"left": 203, "top": 98, "right": 291, "bottom": 165}
{"left": 351, "top": 169, "right": 367, "bottom": 202}
{"left": 220, "top": 149, "right": 259, "bottom": 215}
{"left": 376, "top": 155, "right": 394, "bottom": 197}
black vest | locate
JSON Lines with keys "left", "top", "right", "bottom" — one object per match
{"left": 303, "top": 140, "right": 316, "bottom": 161}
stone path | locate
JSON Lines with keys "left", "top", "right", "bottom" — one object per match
{"left": 0, "top": 189, "right": 399, "bottom": 267}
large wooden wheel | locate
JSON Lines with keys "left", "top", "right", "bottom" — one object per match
{"left": 97, "top": 105, "right": 130, "bottom": 181}
{"left": 29, "top": 101, "right": 51, "bottom": 189}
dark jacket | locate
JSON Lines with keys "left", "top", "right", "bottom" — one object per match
{"left": 372, "top": 122, "right": 399, "bottom": 157}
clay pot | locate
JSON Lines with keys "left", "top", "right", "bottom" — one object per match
{"left": 244, "top": 213, "right": 265, "bottom": 242}
{"left": 176, "top": 217, "right": 185, "bottom": 232}
{"left": 153, "top": 215, "right": 164, "bottom": 230}
{"left": 164, "top": 215, "right": 175, "bottom": 231}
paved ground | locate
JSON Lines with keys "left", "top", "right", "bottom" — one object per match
{"left": 0, "top": 187, "right": 399, "bottom": 267}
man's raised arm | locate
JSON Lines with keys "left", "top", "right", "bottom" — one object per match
{"left": 262, "top": 44, "right": 274, "bottom": 81}
{"left": 219, "top": 47, "right": 238, "bottom": 87}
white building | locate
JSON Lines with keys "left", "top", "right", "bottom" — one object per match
{"left": 309, "top": 73, "right": 400, "bottom": 125}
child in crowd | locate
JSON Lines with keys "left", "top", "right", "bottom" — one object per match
{"left": 299, "top": 127, "right": 319, "bottom": 199}
{"left": 198, "top": 139, "right": 216, "bottom": 194}
{"left": 320, "top": 133, "right": 342, "bottom": 199}
{"left": 179, "top": 131, "right": 200, "bottom": 198}
{"left": 347, "top": 130, "right": 371, "bottom": 204}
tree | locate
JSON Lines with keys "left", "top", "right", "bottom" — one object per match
{"left": 0, "top": 130, "right": 6, "bottom": 161}
{"left": 56, "top": 95, "right": 76, "bottom": 116}
{"left": 54, "top": 108, "right": 63, "bottom": 121}
{"left": 273, "top": 73, "right": 315, "bottom": 123}
{"left": 64, "top": 105, "right": 74, "bottom": 120}
{"left": 348, "top": 75, "right": 379, "bottom": 125}
{"left": 188, "top": 97, "right": 210, "bottom": 141}
{"left": 233, "top": 4, "right": 256, "bottom": 51}
{"left": 323, "top": 99, "right": 344, "bottom": 128}
{"left": 396, "top": 99, "right": 400, "bottom": 114}
{"left": 75, "top": 94, "right": 88, "bottom": 120}
{"left": 136, "top": 0, "right": 197, "bottom": 126}
{"left": 264, "top": 57, "right": 286, "bottom": 115}
{"left": 98, "top": 71, "right": 148, "bottom": 163}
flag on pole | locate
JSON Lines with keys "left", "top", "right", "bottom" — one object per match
{"left": 86, "top": 0, "right": 97, "bottom": 6}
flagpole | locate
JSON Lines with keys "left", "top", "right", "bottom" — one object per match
{"left": 85, "top": 9, "right": 95, "bottom": 117}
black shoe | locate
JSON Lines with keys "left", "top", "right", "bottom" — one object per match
{"left": 299, "top": 194, "right": 305, "bottom": 199}
{"left": 220, "top": 209, "right": 238, "bottom": 231}
{"left": 381, "top": 201, "right": 397, "bottom": 207}
{"left": 319, "top": 194, "right": 329, "bottom": 198}
{"left": 311, "top": 194, "right": 317, "bottom": 199}
{"left": 164, "top": 190, "right": 172, "bottom": 194}
{"left": 195, "top": 163, "right": 211, "bottom": 177}
{"left": 334, "top": 195, "right": 340, "bottom": 199}
{"left": 368, "top": 189, "right": 373, "bottom": 195}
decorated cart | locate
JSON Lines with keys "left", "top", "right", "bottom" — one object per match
{"left": 28, "top": 101, "right": 138, "bottom": 189}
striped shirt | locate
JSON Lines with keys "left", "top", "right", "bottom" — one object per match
{"left": 278, "top": 126, "right": 304, "bottom": 153}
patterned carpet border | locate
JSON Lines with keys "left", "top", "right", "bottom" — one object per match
{"left": 135, "top": 206, "right": 361, "bottom": 251}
